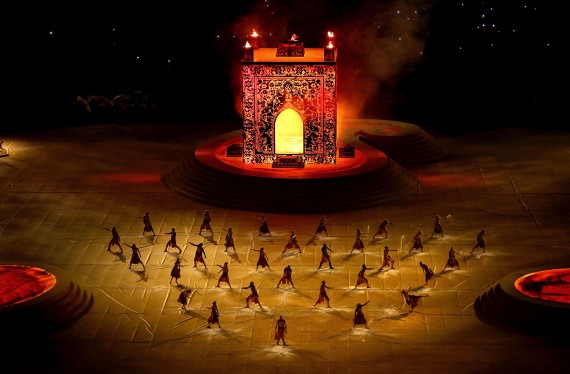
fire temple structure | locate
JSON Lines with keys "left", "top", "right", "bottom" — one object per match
{"left": 241, "top": 32, "right": 338, "bottom": 165}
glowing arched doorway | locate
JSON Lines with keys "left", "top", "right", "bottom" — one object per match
{"left": 275, "top": 108, "right": 304, "bottom": 154}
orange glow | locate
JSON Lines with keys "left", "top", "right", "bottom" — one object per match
{"left": 327, "top": 31, "right": 335, "bottom": 38}
{"left": 251, "top": 29, "right": 259, "bottom": 37}
{"left": 327, "top": 41, "right": 334, "bottom": 49}
{"left": 515, "top": 269, "right": 570, "bottom": 304}
{"left": 275, "top": 109, "right": 304, "bottom": 154}
{"left": 0, "top": 265, "right": 57, "bottom": 308}
{"left": 245, "top": 41, "right": 252, "bottom": 48}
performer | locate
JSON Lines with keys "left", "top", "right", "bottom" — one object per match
{"left": 170, "top": 257, "right": 182, "bottom": 285}
{"left": 140, "top": 211, "right": 156, "bottom": 236}
{"left": 355, "top": 264, "right": 374, "bottom": 289}
{"left": 317, "top": 243, "right": 334, "bottom": 270}
{"left": 443, "top": 247, "right": 461, "bottom": 270}
{"left": 275, "top": 315, "right": 287, "bottom": 345}
{"left": 402, "top": 287, "right": 426, "bottom": 312}
{"left": 277, "top": 265, "right": 295, "bottom": 288}
{"left": 216, "top": 261, "right": 231, "bottom": 288}
{"left": 471, "top": 229, "right": 486, "bottom": 254}
{"left": 164, "top": 228, "right": 182, "bottom": 253}
{"left": 410, "top": 230, "right": 427, "bottom": 253}
{"left": 189, "top": 242, "right": 207, "bottom": 269}
{"left": 105, "top": 226, "right": 123, "bottom": 253}
{"left": 198, "top": 210, "right": 213, "bottom": 236}
{"left": 251, "top": 247, "right": 270, "bottom": 270}
{"left": 350, "top": 228, "right": 365, "bottom": 253}
{"left": 177, "top": 288, "right": 190, "bottom": 310}
{"left": 353, "top": 300, "right": 370, "bottom": 328}
{"left": 379, "top": 245, "right": 397, "bottom": 271}
{"left": 313, "top": 280, "right": 333, "bottom": 308}
{"left": 222, "top": 227, "right": 236, "bottom": 253}
{"left": 127, "top": 243, "right": 145, "bottom": 271}
{"left": 315, "top": 215, "right": 329, "bottom": 237}
{"left": 283, "top": 230, "right": 302, "bottom": 253}
{"left": 373, "top": 219, "right": 393, "bottom": 239}
{"left": 243, "top": 281, "right": 263, "bottom": 309}
{"left": 207, "top": 301, "right": 220, "bottom": 328}
{"left": 419, "top": 261, "right": 435, "bottom": 285}
{"left": 431, "top": 215, "right": 445, "bottom": 238}
{"left": 258, "top": 215, "right": 271, "bottom": 237}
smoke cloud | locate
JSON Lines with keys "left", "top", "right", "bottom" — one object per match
{"left": 224, "top": 0, "right": 432, "bottom": 120}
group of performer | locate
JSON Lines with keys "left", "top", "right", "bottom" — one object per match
{"left": 105, "top": 211, "right": 489, "bottom": 340}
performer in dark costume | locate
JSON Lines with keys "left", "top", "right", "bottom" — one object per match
{"left": 275, "top": 315, "right": 287, "bottom": 345}
{"left": 351, "top": 228, "right": 365, "bottom": 253}
{"left": 402, "top": 287, "right": 426, "bottom": 312}
{"left": 189, "top": 242, "right": 207, "bottom": 269}
{"left": 373, "top": 219, "right": 393, "bottom": 239}
{"left": 140, "top": 211, "right": 156, "bottom": 236}
{"left": 283, "top": 231, "right": 302, "bottom": 253}
{"left": 277, "top": 265, "right": 295, "bottom": 288}
{"left": 471, "top": 229, "right": 486, "bottom": 254}
{"left": 128, "top": 243, "right": 145, "bottom": 271}
{"left": 410, "top": 230, "right": 427, "bottom": 253}
{"left": 198, "top": 210, "right": 213, "bottom": 236}
{"left": 353, "top": 300, "right": 370, "bottom": 328}
{"left": 216, "top": 261, "right": 231, "bottom": 288}
{"left": 419, "top": 261, "right": 435, "bottom": 285}
{"left": 222, "top": 227, "right": 236, "bottom": 253}
{"left": 207, "top": 301, "right": 220, "bottom": 328}
{"left": 313, "top": 280, "right": 332, "bottom": 308}
{"left": 170, "top": 257, "right": 182, "bottom": 285}
{"left": 105, "top": 226, "right": 123, "bottom": 253}
{"left": 164, "top": 228, "right": 182, "bottom": 253}
{"left": 431, "top": 215, "right": 445, "bottom": 238}
{"left": 177, "top": 288, "right": 190, "bottom": 310}
{"left": 258, "top": 215, "right": 271, "bottom": 237}
{"left": 355, "top": 264, "right": 374, "bottom": 289}
{"left": 251, "top": 247, "right": 270, "bottom": 270}
{"left": 317, "top": 243, "right": 334, "bottom": 270}
{"left": 315, "top": 215, "right": 329, "bottom": 237}
{"left": 443, "top": 247, "right": 461, "bottom": 270}
{"left": 243, "top": 281, "right": 263, "bottom": 309}
{"left": 379, "top": 245, "right": 397, "bottom": 271}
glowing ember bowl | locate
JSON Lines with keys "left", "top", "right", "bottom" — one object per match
{"left": 514, "top": 268, "right": 570, "bottom": 304}
{"left": 0, "top": 265, "right": 57, "bottom": 308}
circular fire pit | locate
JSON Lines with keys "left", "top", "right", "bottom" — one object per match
{"left": 475, "top": 264, "right": 570, "bottom": 334}
{"left": 0, "top": 262, "right": 93, "bottom": 335}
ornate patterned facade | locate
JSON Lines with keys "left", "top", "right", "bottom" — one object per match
{"left": 242, "top": 49, "right": 337, "bottom": 164}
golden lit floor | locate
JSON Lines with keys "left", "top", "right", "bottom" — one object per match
{"left": 0, "top": 121, "right": 569, "bottom": 374}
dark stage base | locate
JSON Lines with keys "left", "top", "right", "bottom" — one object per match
{"left": 161, "top": 119, "right": 446, "bottom": 213}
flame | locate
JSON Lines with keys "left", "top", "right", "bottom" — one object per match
{"left": 327, "top": 31, "right": 335, "bottom": 38}
{"left": 251, "top": 29, "right": 259, "bottom": 37}
{"left": 327, "top": 41, "right": 334, "bottom": 49}
{"left": 245, "top": 41, "right": 251, "bottom": 48}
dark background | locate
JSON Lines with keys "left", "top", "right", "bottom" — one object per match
{"left": 7, "top": 0, "right": 564, "bottom": 136}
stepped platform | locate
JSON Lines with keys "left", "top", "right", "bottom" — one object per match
{"left": 162, "top": 124, "right": 421, "bottom": 213}
{"left": 475, "top": 264, "right": 570, "bottom": 335}
{"left": 350, "top": 119, "right": 447, "bottom": 167}
{"left": 0, "top": 262, "right": 94, "bottom": 336}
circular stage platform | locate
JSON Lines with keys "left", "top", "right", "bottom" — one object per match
{"left": 475, "top": 264, "right": 570, "bottom": 335}
{"left": 162, "top": 119, "right": 445, "bottom": 213}
{"left": 0, "top": 262, "right": 93, "bottom": 335}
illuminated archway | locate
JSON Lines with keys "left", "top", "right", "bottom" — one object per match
{"left": 275, "top": 108, "right": 304, "bottom": 154}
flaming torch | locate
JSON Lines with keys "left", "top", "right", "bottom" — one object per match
{"left": 248, "top": 29, "right": 260, "bottom": 50}
{"left": 324, "top": 40, "right": 335, "bottom": 62}
{"left": 243, "top": 41, "right": 254, "bottom": 62}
